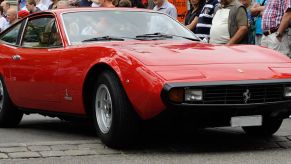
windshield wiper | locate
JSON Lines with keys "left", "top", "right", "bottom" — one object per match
{"left": 135, "top": 32, "right": 200, "bottom": 41}
{"left": 135, "top": 32, "right": 173, "bottom": 40}
{"left": 82, "top": 36, "right": 125, "bottom": 42}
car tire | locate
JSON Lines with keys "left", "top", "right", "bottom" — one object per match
{"left": 92, "top": 70, "right": 140, "bottom": 148}
{"left": 0, "top": 77, "right": 23, "bottom": 127}
{"left": 242, "top": 116, "right": 283, "bottom": 136}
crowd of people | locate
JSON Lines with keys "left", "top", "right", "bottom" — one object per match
{"left": 0, "top": 0, "right": 290, "bottom": 55}
{"left": 185, "top": 0, "right": 291, "bottom": 56}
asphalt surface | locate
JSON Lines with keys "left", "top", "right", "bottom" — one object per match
{"left": 0, "top": 115, "right": 95, "bottom": 143}
{"left": 1, "top": 114, "right": 291, "bottom": 163}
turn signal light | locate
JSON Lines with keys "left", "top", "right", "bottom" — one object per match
{"left": 168, "top": 88, "right": 184, "bottom": 103}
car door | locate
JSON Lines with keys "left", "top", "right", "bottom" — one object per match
{"left": 0, "top": 20, "right": 26, "bottom": 104}
{"left": 9, "top": 15, "right": 64, "bottom": 110}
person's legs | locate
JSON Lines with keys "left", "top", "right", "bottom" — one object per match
{"left": 255, "top": 34, "right": 262, "bottom": 45}
{"left": 261, "top": 35, "right": 269, "bottom": 48}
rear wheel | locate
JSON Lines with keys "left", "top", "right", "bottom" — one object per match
{"left": 0, "top": 77, "right": 23, "bottom": 127}
{"left": 242, "top": 116, "right": 283, "bottom": 136}
{"left": 92, "top": 70, "right": 140, "bottom": 148}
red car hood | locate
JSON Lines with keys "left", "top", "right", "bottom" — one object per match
{"left": 117, "top": 41, "right": 290, "bottom": 66}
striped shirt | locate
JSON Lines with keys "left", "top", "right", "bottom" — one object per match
{"left": 262, "top": 0, "right": 291, "bottom": 31}
{"left": 194, "top": 0, "right": 219, "bottom": 39}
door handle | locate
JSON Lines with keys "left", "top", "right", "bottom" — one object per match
{"left": 12, "top": 55, "right": 21, "bottom": 61}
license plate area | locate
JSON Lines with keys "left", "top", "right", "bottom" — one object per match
{"left": 231, "top": 115, "right": 262, "bottom": 127}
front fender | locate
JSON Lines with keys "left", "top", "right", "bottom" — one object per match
{"left": 108, "top": 54, "right": 166, "bottom": 120}
{"left": 78, "top": 46, "right": 167, "bottom": 119}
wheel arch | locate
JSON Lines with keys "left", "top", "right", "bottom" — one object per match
{"left": 0, "top": 73, "right": 16, "bottom": 106}
{"left": 82, "top": 58, "right": 166, "bottom": 121}
{"left": 82, "top": 63, "right": 125, "bottom": 118}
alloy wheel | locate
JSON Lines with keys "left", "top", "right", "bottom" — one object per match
{"left": 95, "top": 84, "right": 113, "bottom": 134}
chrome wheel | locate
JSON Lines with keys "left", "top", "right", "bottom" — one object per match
{"left": 95, "top": 84, "right": 112, "bottom": 134}
{"left": 93, "top": 70, "right": 140, "bottom": 148}
{"left": 0, "top": 80, "right": 4, "bottom": 113}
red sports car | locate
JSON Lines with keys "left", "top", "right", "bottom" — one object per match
{"left": 0, "top": 8, "right": 291, "bottom": 148}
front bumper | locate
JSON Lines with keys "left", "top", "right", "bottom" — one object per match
{"left": 160, "top": 79, "right": 291, "bottom": 126}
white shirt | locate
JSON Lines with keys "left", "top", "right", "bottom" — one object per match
{"left": 91, "top": 2, "right": 100, "bottom": 7}
{"left": 209, "top": 8, "right": 230, "bottom": 44}
{"left": 0, "top": 17, "right": 8, "bottom": 32}
{"left": 153, "top": 1, "right": 177, "bottom": 19}
{"left": 37, "top": 3, "right": 48, "bottom": 11}
{"left": 41, "top": 0, "right": 51, "bottom": 9}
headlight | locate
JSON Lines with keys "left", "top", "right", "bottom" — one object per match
{"left": 185, "top": 89, "right": 203, "bottom": 101}
{"left": 284, "top": 87, "right": 291, "bottom": 97}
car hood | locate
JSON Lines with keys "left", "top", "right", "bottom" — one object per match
{"left": 116, "top": 41, "right": 291, "bottom": 66}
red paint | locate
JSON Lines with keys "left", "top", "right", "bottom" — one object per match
{"left": 1, "top": 8, "right": 291, "bottom": 120}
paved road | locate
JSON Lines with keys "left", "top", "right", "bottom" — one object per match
{"left": 1, "top": 114, "right": 291, "bottom": 163}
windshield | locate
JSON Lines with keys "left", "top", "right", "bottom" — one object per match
{"left": 62, "top": 10, "right": 199, "bottom": 45}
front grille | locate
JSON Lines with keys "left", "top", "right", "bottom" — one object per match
{"left": 194, "top": 84, "right": 288, "bottom": 104}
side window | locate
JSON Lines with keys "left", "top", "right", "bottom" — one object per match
{"left": 0, "top": 23, "right": 22, "bottom": 45}
{"left": 22, "top": 17, "right": 62, "bottom": 48}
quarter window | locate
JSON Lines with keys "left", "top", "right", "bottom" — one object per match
{"left": 0, "top": 23, "right": 22, "bottom": 45}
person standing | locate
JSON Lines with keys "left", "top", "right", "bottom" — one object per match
{"left": 250, "top": 0, "right": 267, "bottom": 45}
{"left": 3, "top": 8, "right": 17, "bottom": 30}
{"left": 0, "top": 6, "right": 8, "bottom": 32}
{"left": 261, "top": 0, "right": 291, "bottom": 56}
{"left": 91, "top": 0, "right": 115, "bottom": 7}
{"left": 194, "top": 0, "right": 218, "bottom": 40}
{"left": 240, "top": 0, "right": 255, "bottom": 44}
{"left": 0, "top": 1, "right": 10, "bottom": 17}
{"left": 19, "top": 0, "right": 26, "bottom": 9}
{"left": 184, "top": 0, "right": 205, "bottom": 33}
{"left": 130, "top": 0, "right": 144, "bottom": 8}
{"left": 116, "top": 0, "right": 132, "bottom": 7}
{"left": 26, "top": 0, "right": 42, "bottom": 14}
{"left": 57, "top": 0, "right": 71, "bottom": 8}
{"left": 48, "top": 0, "right": 58, "bottom": 9}
{"left": 36, "top": 0, "right": 48, "bottom": 10}
{"left": 80, "top": 0, "right": 92, "bottom": 6}
{"left": 152, "top": 0, "right": 177, "bottom": 19}
{"left": 147, "top": 0, "right": 155, "bottom": 9}
{"left": 209, "top": 0, "right": 248, "bottom": 44}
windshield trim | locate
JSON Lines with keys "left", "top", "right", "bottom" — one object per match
{"left": 61, "top": 10, "right": 200, "bottom": 46}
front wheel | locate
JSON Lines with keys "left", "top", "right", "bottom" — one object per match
{"left": 242, "top": 116, "right": 283, "bottom": 136}
{"left": 92, "top": 70, "right": 140, "bottom": 148}
{"left": 0, "top": 77, "right": 23, "bottom": 127}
